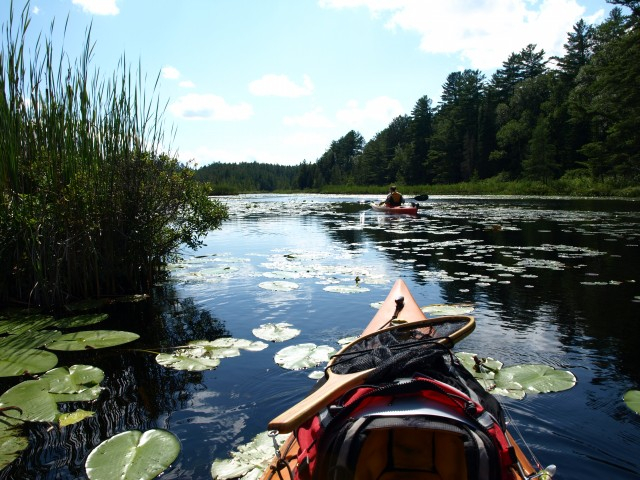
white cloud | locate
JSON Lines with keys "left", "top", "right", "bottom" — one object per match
{"left": 320, "top": 0, "right": 599, "bottom": 70}
{"left": 249, "top": 74, "right": 314, "bottom": 97}
{"left": 179, "top": 80, "right": 196, "bottom": 88}
{"left": 336, "top": 96, "right": 404, "bottom": 128}
{"left": 161, "top": 66, "right": 181, "bottom": 80}
{"left": 283, "top": 108, "right": 334, "bottom": 128}
{"left": 168, "top": 94, "right": 253, "bottom": 121}
{"left": 179, "top": 145, "right": 292, "bottom": 166}
{"left": 32, "top": 6, "right": 40, "bottom": 14}
{"left": 72, "top": 0, "right": 119, "bottom": 15}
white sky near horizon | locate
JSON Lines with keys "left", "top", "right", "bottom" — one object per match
{"left": 3, "top": 0, "right": 614, "bottom": 167}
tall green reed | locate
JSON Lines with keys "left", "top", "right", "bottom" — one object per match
{"left": 1, "top": 1, "right": 227, "bottom": 309}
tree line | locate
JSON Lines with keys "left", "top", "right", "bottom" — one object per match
{"left": 197, "top": 1, "right": 639, "bottom": 192}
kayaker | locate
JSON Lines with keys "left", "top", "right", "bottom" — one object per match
{"left": 380, "top": 185, "right": 404, "bottom": 206}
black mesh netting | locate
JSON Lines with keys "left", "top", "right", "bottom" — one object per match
{"left": 329, "top": 319, "right": 468, "bottom": 376}
{"left": 325, "top": 320, "right": 505, "bottom": 426}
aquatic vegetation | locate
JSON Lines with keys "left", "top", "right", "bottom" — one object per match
{"left": 274, "top": 343, "right": 336, "bottom": 370}
{"left": 85, "top": 429, "right": 180, "bottom": 480}
{"left": 211, "top": 431, "right": 287, "bottom": 480}
{"left": 456, "top": 352, "right": 576, "bottom": 400}
{"left": 252, "top": 323, "right": 301, "bottom": 342}
{"left": 45, "top": 330, "right": 140, "bottom": 351}
{"left": 156, "top": 338, "right": 268, "bottom": 371}
{"left": 623, "top": 390, "right": 640, "bottom": 414}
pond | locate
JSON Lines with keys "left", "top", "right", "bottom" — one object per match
{"left": 1, "top": 194, "right": 640, "bottom": 479}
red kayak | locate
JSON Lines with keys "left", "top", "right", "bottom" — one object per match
{"left": 370, "top": 203, "right": 418, "bottom": 215}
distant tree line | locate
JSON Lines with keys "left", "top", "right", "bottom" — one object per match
{"left": 196, "top": 2, "right": 639, "bottom": 191}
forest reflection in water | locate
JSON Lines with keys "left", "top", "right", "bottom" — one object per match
{"left": 1, "top": 194, "right": 639, "bottom": 479}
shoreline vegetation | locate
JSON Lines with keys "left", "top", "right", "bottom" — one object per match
{"left": 206, "top": 175, "right": 640, "bottom": 199}
{"left": 0, "top": 2, "right": 227, "bottom": 309}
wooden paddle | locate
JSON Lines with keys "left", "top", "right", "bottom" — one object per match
{"left": 268, "top": 315, "right": 475, "bottom": 433}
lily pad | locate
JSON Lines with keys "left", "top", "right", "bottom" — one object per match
{"left": 211, "top": 431, "right": 287, "bottom": 480}
{"left": 59, "top": 409, "right": 95, "bottom": 427}
{"left": 0, "top": 329, "right": 62, "bottom": 350}
{"left": 156, "top": 352, "right": 221, "bottom": 371}
{"left": 45, "top": 330, "right": 140, "bottom": 351}
{"left": 496, "top": 364, "right": 576, "bottom": 394}
{"left": 422, "top": 303, "right": 474, "bottom": 316}
{"left": 54, "top": 314, "right": 109, "bottom": 329}
{"left": 85, "top": 429, "right": 180, "bottom": 480}
{"left": 456, "top": 352, "right": 503, "bottom": 380}
{"left": 622, "top": 390, "right": 640, "bottom": 414}
{"left": 156, "top": 338, "right": 268, "bottom": 371}
{"left": 41, "top": 365, "right": 105, "bottom": 395}
{"left": 0, "top": 314, "right": 56, "bottom": 335}
{"left": 0, "top": 380, "right": 59, "bottom": 422}
{"left": 258, "top": 281, "right": 299, "bottom": 291}
{"left": 0, "top": 418, "right": 29, "bottom": 469}
{"left": 274, "top": 343, "right": 336, "bottom": 370}
{"left": 323, "top": 285, "right": 369, "bottom": 294}
{"left": 252, "top": 323, "right": 301, "bottom": 342}
{"left": 0, "top": 348, "right": 59, "bottom": 377}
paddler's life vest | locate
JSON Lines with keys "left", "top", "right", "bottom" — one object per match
{"left": 386, "top": 191, "right": 403, "bottom": 206}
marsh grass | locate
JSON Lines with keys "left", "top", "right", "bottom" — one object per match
{"left": 0, "top": 2, "right": 227, "bottom": 308}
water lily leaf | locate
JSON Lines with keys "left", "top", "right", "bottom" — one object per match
{"left": 0, "top": 348, "right": 59, "bottom": 377}
{"left": 45, "top": 330, "right": 140, "bottom": 351}
{"left": 252, "top": 323, "right": 301, "bottom": 342}
{"left": 422, "top": 303, "right": 474, "bottom": 316}
{"left": 455, "top": 352, "right": 503, "bottom": 380}
{"left": 274, "top": 343, "right": 336, "bottom": 370}
{"left": 258, "top": 281, "right": 299, "bottom": 291}
{"left": 0, "top": 314, "right": 56, "bottom": 335}
{"left": 85, "top": 429, "right": 180, "bottom": 480}
{"left": 59, "top": 409, "right": 95, "bottom": 427}
{"left": 0, "top": 329, "right": 62, "bottom": 350}
{"left": 41, "top": 365, "right": 105, "bottom": 394}
{"left": 308, "top": 370, "right": 324, "bottom": 380}
{"left": 211, "top": 431, "right": 287, "bottom": 480}
{"left": 0, "top": 418, "right": 29, "bottom": 470}
{"left": 0, "top": 380, "right": 59, "bottom": 422}
{"left": 623, "top": 390, "right": 640, "bottom": 414}
{"left": 323, "top": 285, "right": 369, "bottom": 294}
{"left": 156, "top": 352, "right": 221, "bottom": 371}
{"left": 496, "top": 364, "right": 576, "bottom": 394}
{"left": 50, "top": 385, "right": 104, "bottom": 403}
{"left": 338, "top": 335, "right": 359, "bottom": 345}
{"left": 54, "top": 314, "right": 109, "bottom": 329}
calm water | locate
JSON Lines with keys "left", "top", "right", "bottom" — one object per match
{"left": 2, "top": 194, "right": 640, "bottom": 479}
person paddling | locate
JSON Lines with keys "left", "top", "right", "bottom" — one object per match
{"left": 380, "top": 185, "right": 404, "bottom": 207}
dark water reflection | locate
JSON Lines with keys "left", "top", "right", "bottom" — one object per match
{"left": 1, "top": 194, "right": 639, "bottom": 479}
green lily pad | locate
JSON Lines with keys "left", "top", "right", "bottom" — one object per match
{"left": 54, "top": 314, "right": 109, "bottom": 329}
{"left": 0, "top": 329, "right": 62, "bottom": 350}
{"left": 323, "top": 285, "right": 369, "bottom": 294}
{"left": 0, "top": 417, "right": 29, "bottom": 469}
{"left": 258, "top": 281, "right": 299, "bottom": 291}
{"left": 156, "top": 352, "right": 221, "bottom": 371}
{"left": 252, "top": 323, "right": 301, "bottom": 342}
{"left": 85, "top": 429, "right": 180, "bottom": 480}
{"left": 59, "top": 409, "right": 95, "bottom": 427}
{"left": 0, "top": 314, "right": 56, "bottom": 335}
{"left": 156, "top": 338, "right": 268, "bottom": 371}
{"left": 422, "top": 303, "right": 474, "bottom": 316}
{"left": 496, "top": 364, "right": 576, "bottom": 394}
{"left": 623, "top": 390, "right": 640, "bottom": 414}
{"left": 0, "top": 348, "right": 59, "bottom": 377}
{"left": 456, "top": 352, "right": 503, "bottom": 380}
{"left": 41, "top": 365, "right": 105, "bottom": 394}
{"left": 0, "top": 380, "right": 59, "bottom": 422}
{"left": 274, "top": 343, "right": 336, "bottom": 370}
{"left": 211, "top": 431, "right": 287, "bottom": 480}
{"left": 45, "top": 330, "right": 140, "bottom": 351}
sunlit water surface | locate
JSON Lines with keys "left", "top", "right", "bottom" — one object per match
{"left": 1, "top": 194, "right": 639, "bottom": 479}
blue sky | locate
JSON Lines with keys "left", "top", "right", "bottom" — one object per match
{"left": 4, "top": 0, "right": 613, "bottom": 167}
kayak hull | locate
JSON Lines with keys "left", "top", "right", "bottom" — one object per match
{"left": 371, "top": 203, "right": 419, "bottom": 215}
{"left": 260, "top": 279, "right": 539, "bottom": 480}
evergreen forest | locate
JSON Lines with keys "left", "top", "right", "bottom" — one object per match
{"left": 196, "top": 1, "right": 640, "bottom": 197}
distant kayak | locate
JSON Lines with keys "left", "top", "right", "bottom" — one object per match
{"left": 371, "top": 203, "right": 419, "bottom": 215}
